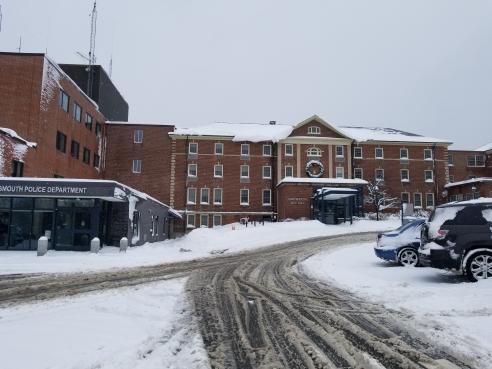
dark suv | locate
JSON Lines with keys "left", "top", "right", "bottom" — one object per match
{"left": 420, "top": 199, "right": 492, "bottom": 281}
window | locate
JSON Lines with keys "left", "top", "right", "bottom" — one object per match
{"left": 85, "top": 113, "right": 93, "bottom": 131}
{"left": 424, "top": 149, "right": 433, "bottom": 160}
{"left": 335, "top": 145, "right": 344, "bottom": 158}
{"left": 262, "top": 165, "right": 272, "bottom": 179}
{"left": 59, "top": 90, "right": 70, "bottom": 112}
{"left": 414, "top": 193, "right": 422, "bottom": 208}
{"left": 354, "top": 168, "right": 363, "bottom": 179}
{"left": 187, "top": 188, "right": 197, "bottom": 204}
{"left": 240, "top": 165, "right": 249, "bottom": 178}
{"left": 93, "top": 154, "right": 100, "bottom": 168}
{"left": 134, "top": 129, "right": 143, "bottom": 143}
{"left": 11, "top": 160, "right": 24, "bottom": 177}
{"left": 83, "top": 148, "right": 91, "bottom": 164}
{"left": 200, "top": 214, "right": 209, "bottom": 227}
{"left": 401, "top": 192, "right": 410, "bottom": 203}
{"left": 70, "top": 140, "right": 80, "bottom": 159}
{"left": 200, "top": 188, "right": 210, "bottom": 204}
{"left": 240, "top": 189, "right": 249, "bottom": 205}
{"left": 241, "top": 144, "right": 250, "bottom": 156}
{"left": 400, "top": 148, "right": 409, "bottom": 159}
{"left": 424, "top": 170, "right": 434, "bottom": 182}
{"left": 467, "top": 155, "right": 485, "bottom": 167}
{"left": 263, "top": 144, "right": 272, "bottom": 156}
{"left": 448, "top": 154, "right": 454, "bottom": 165}
{"left": 285, "top": 144, "right": 293, "bottom": 156}
{"left": 187, "top": 214, "right": 196, "bottom": 229}
{"left": 262, "top": 189, "right": 272, "bottom": 206}
{"left": 132, "top": 159, "right": 142, "bottom": 173}
{"left": 95, "top": 122, "right": 102, "bottom": 137}
{"left": 449, "top": 175, "right": 454, "bottom": 183}
{"left": 307, "top": 147, "right": 321, "bottom": 157}
{"left": 188, "top": 164, "right": 197, "bottom": 177}
{"left": 375, "top": 169, "right": 384, "bottom": 180}
{"left": 189, "top": 142, "right": 198, "bottom": 155}
{"left": 375, "top": 147, "right": 384, "bottom": 159}
{"left": 335, "top": 167, "right": 344, "bottom": 178}
{"left": 214, "top": 164, "right": 223, "bottom": 178}
{"left": 215, "top": 143, "right": 223, "bottom": 155}
{"left": 132, "top": 211, "right": 140, "bottom": 238}
{"left": 73, "top": 102, "right": 82, "bottom": 122}
{"left": 353, "top": 147, "right": 363, "bottom": 158}
{"left": 426, "top": 193, "right": 435, "bottom": 208}
{"left": 213, "top": 214, "right": 222, "bottom": 227}
{"left": 56, "top": 131, "right": 67, "bottom": 153}
{"left": 213, "top": 188, "right": 223, "bottom": 205}
{"left": 285, "top": 165, "right": 294, "bottom": 177}
{"left": 307, "top": 126, "right": 320, "bottom": 135}
{"left": 401, "top": 169, "right": 409, "bottom": 182}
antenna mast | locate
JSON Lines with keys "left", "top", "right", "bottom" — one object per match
{"left": 87, "top": 0, "right": 97, "bottom": 97}
{"left": 0, "top": 4, "right": 3, "bottom": 33}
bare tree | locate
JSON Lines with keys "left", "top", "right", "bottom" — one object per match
{"left": 366, "top": 178, "right": 399, "bottom": 221}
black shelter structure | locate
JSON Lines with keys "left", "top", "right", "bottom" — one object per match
{"left": 312, "top": 187, "right": 363, "bottom": 225}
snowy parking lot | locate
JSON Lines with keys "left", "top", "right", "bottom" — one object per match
{"left": 301, "top": 242, "right": 492, "bottom": 366}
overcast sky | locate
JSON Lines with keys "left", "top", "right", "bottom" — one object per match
{"left": 1, "top": 0, "right": 491, "bottom": 149}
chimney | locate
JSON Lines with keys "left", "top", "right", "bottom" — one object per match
{"left": 269, "top": 120, "right": 276, "bottom": 125}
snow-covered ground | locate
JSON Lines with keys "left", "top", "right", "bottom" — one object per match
{"left": 0, "top": 278, "right": 210, "bottom": 369}
{"left": 0, "top": 219, "right": 400, "bottom": 275}
{"left": 301, "top": 243, "right": 492, "bottom": 366}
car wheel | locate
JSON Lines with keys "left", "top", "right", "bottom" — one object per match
{"left": 466, "top": 251, "right": 492, "bottom": 282}
{"left": 398, "top": 248, "right": 419, "bottom": 267}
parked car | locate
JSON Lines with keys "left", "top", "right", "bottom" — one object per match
{"left": 374, "top": 219, "right": 425, "bottom": 266}
{"left": 420, "top": 199, "right": 492, "bottom": 282}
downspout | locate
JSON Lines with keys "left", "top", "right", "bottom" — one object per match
{"left": 185, "top": 135, "right": 190, "bottom": 229}
{"left": 271, "top": 142, "right": 277, "bottom": 220}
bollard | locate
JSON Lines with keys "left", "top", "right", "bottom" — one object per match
{"left": 90, "top": 237, "right": 100, "bottom": 253}
{"left": 37, "top": 236, "right": 48, "bottom": 256}
{"left": 120, "top": 237, "right": 128, "bottom": 253}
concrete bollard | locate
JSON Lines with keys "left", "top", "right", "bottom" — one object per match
{"left": 37, "top": 236, "right": 48, "bottom": 256}
{"left": 120, "top": 237, "right": 128, "bottom": 253}
{"left": 90, "top": 237, "right": 100, "bottom": 253}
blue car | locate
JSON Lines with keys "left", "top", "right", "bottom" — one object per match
{"left": 374, "top": 219, "right": 425, "bottom": 267}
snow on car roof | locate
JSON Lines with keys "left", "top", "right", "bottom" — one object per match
{"left": 338, "top": 126, "right": 451, "bottom": 144}
{"left": 444, "top": 177, "right": 492, "bottom": 189}
{"left": 440, "top": 197, "right": 492, "bottom": 207}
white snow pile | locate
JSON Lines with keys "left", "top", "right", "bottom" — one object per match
{"left": 301, "top": 243, "right": 492, "bottom": 366}
{"left": 0, "top": 128, "right": 37, "bottom": 148}
{"left": 0, "top": 278, "right": 210, "bottom": 369}
{"left": 0, "top": 219, "right": 400, "bottom": 275}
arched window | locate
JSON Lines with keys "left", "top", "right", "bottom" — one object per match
{"left": 307, "top": 147, "right": 322, "bottom": 157}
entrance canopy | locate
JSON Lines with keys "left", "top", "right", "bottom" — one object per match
{"left": 315, "top": 187, "right": 358, "bottom": 201}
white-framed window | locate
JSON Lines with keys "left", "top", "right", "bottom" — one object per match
{"left": 400, "top": 148, "right": 409, "bottom": 159}
{"left": 262, "top": 165, "right": 272, "bottom": 179}
{"left": 132, "top": 159, "right": 142, "bottom": 173}
{"left": 401, "top": 169, "right": 409, "bottom": 182}
{"left": 214, "top": 164, "right": 223, "bottom": 178}
{"left": 213, "top": 188, "right": 223, "bottom": 205}
{"left": 353, "top": 147, "right": 363, "bottom": 158}
{"left": 448, "top": 175, "right": 454, "bottom": 183}
{"left": 134, "top": 129, "right": 143, "bottom": 143}
{"left": 448, "top": 154, "right": 454, "bottom": 165}
{"left": 307, "top": 147, "right": 321, "bottom": 157}
{"left": 335, "top": 145, "right": 344, "bottom": 158}
{"left": 424, "top": 170, "right": 434, "bottom": 182}
{"left": 424, "top": 149, "right": 433, "bottom": 160}
{"left": 262, "top": 144, "right": 272, "bottom": 156}
{"left": 188, "top": 142, "right": 198, "bottom": 155}
{"left": 215, "top": 142, "right": 224, "bottom": 155}
{"left": 375, "top": 147, "right": 384, "bottom": 159}
{"left": 241, "top": 144, "right": 250, "bottom": 156}
{"left": 285, "top": 144, "right": 293, "bottom": 156}
{"left": 335, "top": 166, "right": 344, "bottom": 178}
{"left": 186, "top": 214, "right": 196, "bottom": 229}
{"left": 414, "top": 193, "right": 422, "bottom": 208}
{"left": 240, "top": 189, "right": 249, "bottom": 205}
{"left": 240, "top": 165, "right": 250, "bottom": 178}
{"left": 187, "top": 188, "right": 197, "bottom": 204}
{"left": 262, "top": 189, "right": 272, "bottom": 206}
{"left": 213, "top": 214, "right": 222, "bottom": 227}
{"left": 425, "top": 193, "right": 435, "bottom": 208}
{"left": 375, "top": 168, "right": 384, "bottom": 180}
{"left": 467, "top": 155, "right": 485, "bottom": 167}
{"left": 200, "top": 188, "right": 210, "bottom": 204}
{"left": 200, "top": 214, "right": 209, "bottom": 227}
{"left": 187, "top": 163, "right": 197, "bottom": 177}
{"left": 401, "top": 192, "right": 410, "bottom": 203}
{"left": 307, "top": 126, "right": 321, "bottom": 135}
{"left": 354, "top": 168, "right": 363, "bottom": 179}
{"left": 284, "top": 165, "right": 294, "bottom": 177}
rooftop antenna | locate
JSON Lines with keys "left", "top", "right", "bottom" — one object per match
{"left": 0, "top": 4, "right": 3, "bottom": 33}
{"left": 77, "top": 1, "right": 97, "bottom": 97}
{"left": 109, "top": 54, "right": 113, "bottom": 78}
{"left": 17, "top": 36, "right": 22, "bottom": 53}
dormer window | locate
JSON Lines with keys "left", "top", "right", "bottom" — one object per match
{"left": 307, "top": 126, "right": 321, "bottom": 135}
{"left": 307, "top": 147, "right": 322, "bottom": 157}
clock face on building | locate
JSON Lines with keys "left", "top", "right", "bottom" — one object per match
{"left": 306, "top": 160, "right": 324, "bottom": 178}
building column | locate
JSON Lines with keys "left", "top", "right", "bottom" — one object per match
{"left": 328, "top": 144, "right": 333, "bottom": 178}
{"left": 296, "top": 143, "right": 301, "bottom": 177}
{"left": 347, "top": 143, "right": 352, "bottom": 179}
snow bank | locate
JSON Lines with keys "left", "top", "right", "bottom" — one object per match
{"left": 0, "top": 219, "right": 400, "bottom": 275}
{"left": 302, "top": 243, "right": 492, "bottom": 365}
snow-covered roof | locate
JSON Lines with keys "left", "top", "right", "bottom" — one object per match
{"left": 0, "top": 128, "right": 37, "bottom": 147}
{"left": 476, "top": 142, "right": 492, "bottom": 152}
{"left": 445, "top": 177, "right": 492, "bottom": 189}
{"left": 278, "top": 177, "right": 368, "bottom": 186}
{"left": 106, "top": 121, "right": 174, "bottom": 126}
{"left": 339, "top": 126, "right": 451, "bottom": 144}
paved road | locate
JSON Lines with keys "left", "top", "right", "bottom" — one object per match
{"left": 0, "top": 232, "right": 476, "bottom": 369}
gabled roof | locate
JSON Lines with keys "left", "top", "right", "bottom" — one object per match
{"left": 475, "top": 142, "right": 492, "bottom": 152}
{"left": 292, "top": 115, "right": 352, "bottom": 139}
